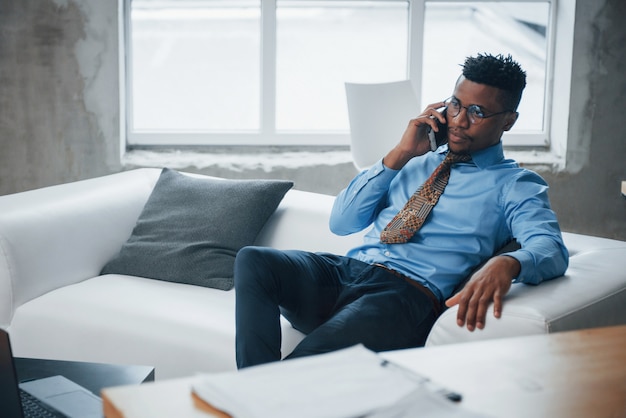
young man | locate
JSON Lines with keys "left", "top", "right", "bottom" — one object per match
{"left": 234, "top": 53, "right": 569, "bottom": 368}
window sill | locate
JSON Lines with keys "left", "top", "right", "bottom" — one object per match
{"left": 122, "top": 148, "right": 355, "bottom": 171}
{"left": 505, "top": 149, "right": 566, "bottom": 172}
{"left": 122, "top": 147, "right": 565, "bottom": 173}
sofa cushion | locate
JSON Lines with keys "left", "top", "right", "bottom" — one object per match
{"left": 9, "top": 275, "right": 306, "bottom": 378}
{"left": 101, "top": 168, "right": 293, "bottom": 290}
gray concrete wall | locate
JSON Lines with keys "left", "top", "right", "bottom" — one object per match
{"left": 540, "top": 0, "right": 626, "bottom": 240}
{"left": 0, "top": 0, "right": 624, "bottom": 240}
{"left": 0, "top": 1, "right": 120, "bottom": 190}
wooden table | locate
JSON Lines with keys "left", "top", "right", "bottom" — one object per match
{"left": 383, "top": 325, "right": 626, "bottom": 417}
{"left": 102, "top": 325, "right": 626, "bottom": 417}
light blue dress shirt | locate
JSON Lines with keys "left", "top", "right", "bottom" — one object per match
{"left": 330, "top": 143, "right": 569, "bottom": 302}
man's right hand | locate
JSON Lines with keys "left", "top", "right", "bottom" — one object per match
{"left": 382, "top": 100, "right": 447, "bottom": 170}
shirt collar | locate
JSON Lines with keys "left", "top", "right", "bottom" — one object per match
{"left": 439, "top": 142, "right": 505, "bottom": 170}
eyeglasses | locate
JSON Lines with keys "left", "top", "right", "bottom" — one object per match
{"left": 443, "top": 97, "right": 514, "bottom": 125}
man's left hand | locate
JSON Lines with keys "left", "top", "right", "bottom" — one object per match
{"left": 445, "top": 256, "right": 521, "bottom": 331}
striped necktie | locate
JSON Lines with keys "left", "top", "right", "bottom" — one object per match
{"left": 380, "top": 152, "right": 472, "bottom": 244}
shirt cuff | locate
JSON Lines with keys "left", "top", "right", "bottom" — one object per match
{"left": 506, "top": 250, "right": 534, "bottom": 284}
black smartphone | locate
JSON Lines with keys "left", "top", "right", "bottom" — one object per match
{"left": 428, "top": 108, "right": 448, "bottom": 151}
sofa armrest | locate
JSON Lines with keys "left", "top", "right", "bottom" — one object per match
{"left": 426, "top": 235, "right": 626, "bottom": 346}
{"left": 0, "top": 168, "right": 161, "bottom": 326}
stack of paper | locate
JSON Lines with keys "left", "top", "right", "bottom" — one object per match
{"left": 192, "top": 345, "right": 484, "bottom": 418}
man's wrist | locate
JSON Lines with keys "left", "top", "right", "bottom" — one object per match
{"left": 500, "top": 254, "right": 522, "bottom": 283}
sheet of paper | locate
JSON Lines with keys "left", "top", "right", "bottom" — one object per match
{"left": 192, "top": 345, "right": 483, "bottom": 418}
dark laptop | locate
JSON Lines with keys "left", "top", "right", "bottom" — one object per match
{"left": 0, "top": 329, "right": 102, "bottom": 418}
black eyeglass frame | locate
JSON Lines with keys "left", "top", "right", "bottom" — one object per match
{"left": 443, "top": 96, "right": 515, "bottom": 124}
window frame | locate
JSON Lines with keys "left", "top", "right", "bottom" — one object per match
{"left": 123, "top": 0, "right": 570, "bottom": 153}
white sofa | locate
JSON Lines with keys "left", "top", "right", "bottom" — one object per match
{"left": 1, "top": 168, "right": 625, "bottom": 379}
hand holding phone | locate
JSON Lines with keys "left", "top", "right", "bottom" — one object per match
{"left": 428, "top": 108, "right": 448, "bottom": 151}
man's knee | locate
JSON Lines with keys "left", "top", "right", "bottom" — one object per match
{"left": 235, "top": 246, "right": 263, "bottom": 268}
{"left": 235, "top": 246, "right": 263, "bottom": 279}
{"left": 234, "top": 246, "right": 281, "bottom": 290}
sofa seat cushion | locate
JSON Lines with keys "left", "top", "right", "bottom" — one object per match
{"left": 8, "top": 275, "right": 305, "bottom": 379}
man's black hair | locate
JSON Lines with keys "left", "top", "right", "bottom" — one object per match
{"left": 461, "top": 53, "right": 527, "bottom": 111}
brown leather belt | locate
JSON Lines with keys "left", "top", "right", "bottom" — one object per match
{"left": 373, "top": 263, "right": 441, "bottom": 315}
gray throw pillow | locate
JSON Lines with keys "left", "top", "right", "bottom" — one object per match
{"left": 101, "top": 168, "right": 293, "bottom": 290}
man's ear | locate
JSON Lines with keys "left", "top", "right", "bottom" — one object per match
{"left": 502, "top": 112, "right": 519, "bottom": 132}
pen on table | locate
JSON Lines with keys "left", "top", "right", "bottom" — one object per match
{"left": 379, "top": 359, "right": 463, "bottom": 402}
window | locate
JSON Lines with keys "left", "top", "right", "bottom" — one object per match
{"left": 129, "top": 3, "right": 261, "bottom": 133}
{"left": 420, "top": 2, "right": 552, "bottom": 146}
{"left": 124, "top": 0, "right": 568, "bottom": 150}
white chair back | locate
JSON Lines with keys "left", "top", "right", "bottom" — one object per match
{"left": 345, "top": 80, "right": 419, "bottom": 170}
